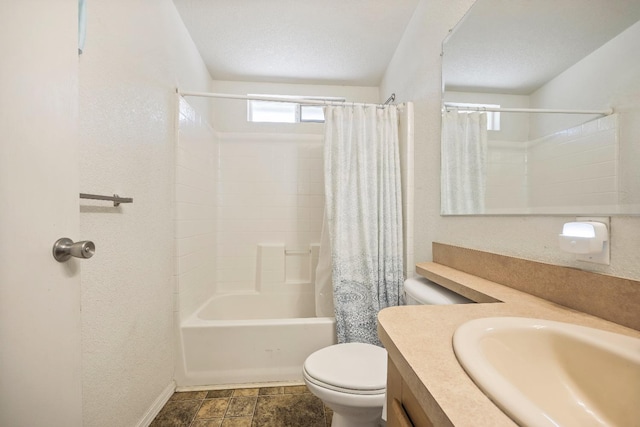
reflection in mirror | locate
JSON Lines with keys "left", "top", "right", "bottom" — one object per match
{"left": 441, "top": 0, "right": 640, "bottom": 215}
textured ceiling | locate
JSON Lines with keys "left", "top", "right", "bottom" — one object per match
{"left": 444, "top": 0, "right": 640, "bottom": 94}
{"left": 172, "top": 0, "right": 421, "bottom": 86}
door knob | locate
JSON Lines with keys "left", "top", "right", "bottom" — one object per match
{"left": 52, "top": 238, "right": 95, "bottom": 262}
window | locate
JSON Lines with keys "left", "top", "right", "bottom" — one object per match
{"left": 248, "top": 100, "right": 297, "bottom": 123}
{"left": 300, "top": 105, "right": 325, "bottom": 123}
{"left": 247, "top": 95, "right": 345, "bottom": 124}
{"left": 447, "top": 102, "right": 501, "bottom": 131}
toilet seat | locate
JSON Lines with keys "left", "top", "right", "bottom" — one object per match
{"left": 303, "top": 343, "right": 387, "bottom": 395}
{"left": 303, "top": 367, "right": 386, "bottom": 395}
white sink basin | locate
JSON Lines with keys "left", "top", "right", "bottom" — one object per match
{"left": 453, "top": 317, "right": 640, "bottom": 427}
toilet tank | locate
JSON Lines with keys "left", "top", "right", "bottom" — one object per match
{"left": 404, "top": 277, "right": 473, "bottom": 305}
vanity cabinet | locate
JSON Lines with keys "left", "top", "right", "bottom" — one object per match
{"left": 387, "top": 356, "right": 434, "bottom": 427}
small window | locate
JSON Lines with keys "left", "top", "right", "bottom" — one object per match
{"left": 447, "top": 102, "right": 501, "bottom": 131}
{"left": 247, "top": 95, "right": 345, "bottom": 124}
{"left": 300, "top": 105, "right": 325, "bottom": 123}
{"left": 248, "top": 100, "right": 297, "bottom": 123}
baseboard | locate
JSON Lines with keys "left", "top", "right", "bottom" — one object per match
{"left": 175, "top": 380, "right": 305, "bottom": 392}
{"left": 137, "top": 381, "right": 175, "bottom": 427}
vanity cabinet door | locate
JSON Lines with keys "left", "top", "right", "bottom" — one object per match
{"left": 387, "top": 357, "right": 435, "bottom": 427}
{"left": 390, "top": 398, "right": 414, "bottom": 427}
{"left": 401, "top": 381, "right": 434, "bottom": 427}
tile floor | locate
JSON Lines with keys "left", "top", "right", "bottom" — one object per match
{"left": 150, "top": 385, "right": 332, "bottom": 427}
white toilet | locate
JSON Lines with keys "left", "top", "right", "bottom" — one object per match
{"left": 303, "top": 342, "right": 387, "bottom": 427}
{"left": 404, "top": 276, "right": 473, "bottom": 306}
{"left": 303, "top": 277, "right": 472, "bottom": 427}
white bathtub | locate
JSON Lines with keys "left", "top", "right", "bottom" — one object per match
{"left": 176, "top": 290, "right": 337, "bottom": 387}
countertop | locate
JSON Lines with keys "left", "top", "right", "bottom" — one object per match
{"left": 377, "top": 262, "right": 640, "bottom": 427}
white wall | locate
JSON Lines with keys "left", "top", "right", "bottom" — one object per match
{"left": 530, "top": 19, "right": 640, "bottom": 210}
{"left": 529, "top": 20, "right": 640, "bottom": 139}
{"left": 175, "top": 98, "right": 219, "bottom": 320}
{"left": 216, "top": 132, "right": 325, "bottom": 293}
{"left": 78, "top": 1, "right": 212, "bottom": 426}
{"left": 380, "top": 0, "right": 640, "bottom": 280}
{"left": 484, "top": 140, "right": 528, "bottom": 213}
{"left": 528, "top": 115, "right": 619, "bottom": 212}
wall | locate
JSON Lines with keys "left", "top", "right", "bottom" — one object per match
{"left": 528, "top": 115, "right": 618, "bottom": 212}
{"left": 380, "top": 0, "right": 640, "bottom": 281}
{"left": 484, "top": 140, "right": 528, "bottom": 213}
{"left": 529, "top": 20, "right": 640, "bottom": 138}
{"left": 205, "top": 81, "right": 379, "bottom": 294}
{"left": 530, "top": 19, "right": 640, "bottom": 210}
{"left": 216, "top": 132, "right": 325, "bottom": 293}
{"left": 78, "top": 1, "right": 212, "bottom": 426}
{"left": 175, "top": 98, "right": 218, "bottom": 320}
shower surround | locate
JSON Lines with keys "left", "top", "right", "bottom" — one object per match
{"left": 173, "top": 96, "right": 333, "bottom": 387}
{"left": 173, "top": 94, "right": 414, "bottom": 387}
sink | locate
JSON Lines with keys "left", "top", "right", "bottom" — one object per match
{"left": 453, "top": 317, "right": 640, "bottom": 427}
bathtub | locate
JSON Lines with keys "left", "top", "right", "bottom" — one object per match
{"left": 176, "top": 290, "right": 337, "bottom": 387}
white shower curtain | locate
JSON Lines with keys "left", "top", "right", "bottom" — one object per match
{"left": 320, "top": 104, "right": 404, "bottom": 346}
{"left": 441, "top": 111, "right": 488, "bottom": 214}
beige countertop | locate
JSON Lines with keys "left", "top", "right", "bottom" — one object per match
{"left": 377, "top": 262, "right": 640, "bottom": 427}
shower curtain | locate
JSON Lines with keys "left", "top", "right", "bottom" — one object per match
{"left": 441, "top": 111, "right": 488, "bottom": 214}
{"left": 320, "top": 104, "right": 404, "bottom": 346}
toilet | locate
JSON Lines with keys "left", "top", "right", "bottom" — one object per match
{"left": 404, "top": 276, "right": 473, "bottom": 306}
{"left": 303, "top": 342, "right": 387, "bottom": 427}
{"left": 303, "top": 277, "right": 472, "bottom": 427}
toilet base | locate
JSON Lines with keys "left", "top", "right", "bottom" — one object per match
{"left": 330, "top": 410, "right": 382, "bottom": 427}
{"left": 325, "top": 402, "right": 382, "bottom": 427}
{"left": 304, "top": 377, "right": 384, "bottom": 427}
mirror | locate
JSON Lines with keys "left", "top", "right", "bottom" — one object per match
{"left": 441, "top": 0, "right": 640, "bottom": 215}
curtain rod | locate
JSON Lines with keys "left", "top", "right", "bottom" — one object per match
{"left": 384, "top": 93, "right": 396, "bottom": 105}
{"left": 178, "top": 90, "right": 392, "bottom": 108}
{"left": 443, "top": 103, "right": 613, "bottom": 115}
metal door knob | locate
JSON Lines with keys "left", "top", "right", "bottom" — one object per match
{"left": 52, "top": 238, "right": 95, "bottom": 262}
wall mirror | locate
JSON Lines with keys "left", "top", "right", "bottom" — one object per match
{"left": 441, "top": 0, "right": 640, "bottom": 215}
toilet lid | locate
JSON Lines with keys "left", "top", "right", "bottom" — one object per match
{"left": 304, "top": 343, "right": 387, "bottom": 393}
